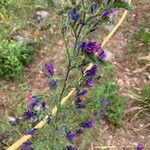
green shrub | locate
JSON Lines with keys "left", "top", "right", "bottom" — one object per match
{"left": 139, "top": 28, "right": 150, "bottom": 43}
{"left": 89, "top": 82, "right": 125, "bottom": 125}
{"left": 0, "top": 40, "right": 35, "bottom": 80}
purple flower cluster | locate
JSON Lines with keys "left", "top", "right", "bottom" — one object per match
{"left": 78, "top": 41, "right": 106, "bottom": 61}
{"left": 79, "top": 42, "right": 101, "bottom": 53}
{"left": 23, "top": 94, "right": 47, "bottom": 122}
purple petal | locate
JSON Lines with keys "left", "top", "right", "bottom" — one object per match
{"left": 75, "top": 97, "right": 85, "bottom": 109}
{"left": 77, "top": 89, "right": 88, "bottom": 96}
{"left": 66, "top": 130, "right": 76, "bottom": 141}
{"left": 86, "top": 76, "right": 94, "bottom": 87}
{"left": 70, "top": 8, "right": 79, "bottom": 21}
{"left": 81, "top": 120, "right": 93, "bottom": 128}
{"left": 102, "top": 9, "right": 113, "bottom": 17}
{"left": 136, "top": 144, "right": 144, "bottom": 150}
{"left": 27, "top": 128, "right": 37, "bottom": 135}
{"left": 98, "top": 51, "right": 106, "bottom": 61}
{"left": 85, "top": 42, "right": 101, "bottom": 53}
{"left": 85, "top": 64, "right": 97, "bottom": 76}
{"left": 45, "top": 63, "right": 54, "bottom": 76}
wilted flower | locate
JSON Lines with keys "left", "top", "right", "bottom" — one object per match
{"left": 21, "top": 141, "right": 33, "bottom": 150}
{"left": 85, "top": 64, "right": 97, "bottom": 76}
{"left": 75, "top": 97, "right": 85, "bottom": 109}
{"left": 86, "top": 76, "right": 94, "bottom": 87}
{"left": 98, "top": 50, "right": 106, "bottom": 61}
{"left": 70, "top": 8, "right": 79, "bottom": 21}
{"left": 102, "top": 9, "right": 113, "bottom": 17}
{"left": 76, "top": 128, "right": 83, "bottom": 135}
{"left": 49, "top": 79, "right": 57, "bottom": 89}
{"left": 80, "top": 120, "right": 93, "bottom": 128}
{"left": 90, "top": 2, "right": 99, "bottom": 14}
{"left": 76, "top": 88, "right": 88, "bottom": 96}
{"left": 45, "top": 63, "right": 54, "bottom": 76}
{"left": 136, "top": 144, "right": 144, "bottom": 150}
{"left": 65, "top": 145, "right": 77, "bottom": 150}
{"left": 85, "top": 42, "right": 101, "bottom": 53}
{"left": 27, "top": 128, "right": 37, "bottom": 135}
{"left": 41, "top": 102, "right": 46, "bottom": 109}
{"left": 66, "top": 130, "right": 76, "bottom": 141}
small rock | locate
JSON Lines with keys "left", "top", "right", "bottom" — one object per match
{"left": 8, "top": 116, "right": 17, "bottom": 125}
{"left": 14, "top": 35, "right": 25, "bottom": 42}
{"left": 117, "top": 79, "right": 124, "bottom": 86}
{"left": 105, "top": 50, "right": 115, "bottom": 61}
{"left": 33, "top": 11, "right": 48, "bottom": 24}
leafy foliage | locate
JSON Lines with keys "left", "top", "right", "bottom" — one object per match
{"left": 0, "top": 40, "right": 35, "bottom": 80}
{"left": 90, "top": 81, "right": 125, "bottom": 125}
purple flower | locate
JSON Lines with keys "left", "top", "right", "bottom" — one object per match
{"left": 49, "top": 79, "right": 57, "bottom": 89}
{"left": 27, "top": 128, "right": 37, "bottom": 135}
{"left": 86, "top": 76, "right": 94, "bottom": 87}
{"left": 65, "top": 145, "right": 77, "bottom": 150}
{"left": 80, "top": 120, "right": 93, "bottom": 128}
{"left": 98, "top": 50, "right": 106, "bottom": 61}
{"left": 100, "top": 98, "right": 112, "bottom": 106}
{"left": 21, "top": 141, "right": 33, "bottom": 150}
{"left": 23, "top": 112, "right": 33, "bottom": 120}
{"left": 85, "top": 64, "right": 97, "bottom": 76}
{"left": 66, "top": 130, "right": 76, "bottom": 141}
{"left": 136, "top": 144, "right": 144, "bottom": 150}
{"left": 76, "top": 89, "right": 88, "bottom": 96}
{"left": 76, "top": 128, "right": 83, "bottom": 135}
{"left": 27, "top": 98, "right": 38, "bottom": 109}
{"left": 45, "top": 63, "right": 54, "bottom": 76}
{"left": 75, "top": 97, "right": 85, "bottom": 109}
{"left": 70, "top": 8, "right": 79, "bottom": 21}
{"left": 85, "top": 42, "right": 101, "bottom": 53}
{"left": 102, "top": 9, "right": 113, "bottom": 17}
